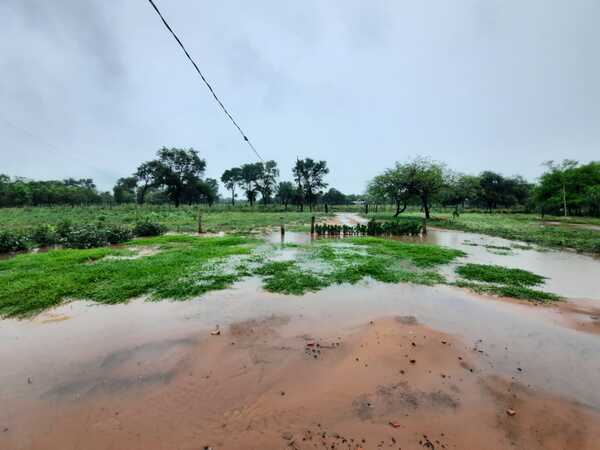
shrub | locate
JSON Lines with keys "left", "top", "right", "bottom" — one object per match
{"left": 105, "top": 225, "right": 133, "bottom": 244}
{"left": 29, "top": 224, "right": 58, "bottom": 246}
{"left": 61, "top": 225, "right": 109, "bottom": 249}
{"left": 0, "top": 230, "right": 30, "bottom": 253}
{"left": 56, "top": 220, "right": 74, "bottom": 239}
{"left": 133, "top": 220, "right": 166, "bottom": 237}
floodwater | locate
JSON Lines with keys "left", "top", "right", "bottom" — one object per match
{"left": 2, "top": 214, "right": 600, "bottom": 449}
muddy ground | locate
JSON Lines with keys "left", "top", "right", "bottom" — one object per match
{"left": 2, "top": 280, "right": 600, "bottom": 450}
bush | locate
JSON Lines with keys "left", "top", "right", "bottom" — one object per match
{"left": 61, "top": 225, "right": 109, "bottom": 249}
{"left": 105, "top": 225, "right": 133, "bottom": 244}
{"left": 29, "top": 224, "right": 58, "bottom": 246}
{"left": 314, "top": 219, "right": 423, "bottom": 236}
{"left": 56, "top": 220, "right": 74, "bottom": 239}
{"left": 0, "top": 230, "right": 30, "bottom": 253}
{"left": 133, "top": 220, "right": 166, "bottom": 237}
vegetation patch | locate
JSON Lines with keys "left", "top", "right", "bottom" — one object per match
{"left": 453, "top": 263, "right": 559, "bottom": 302}
{"left": 456, "top": 263, "right": 545, "bottom": 286}
{"left": 0, "top": 235, "right": 464, "bottom": 317}
{"left": 454, "top": 280, "right": 559, "bottom": 303}
{"left": 0, "top": 235, "right": 258, "bottom": 317}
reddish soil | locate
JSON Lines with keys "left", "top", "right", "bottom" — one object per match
{"left": 3, "top": 315, "right": 599, "bottom": 450}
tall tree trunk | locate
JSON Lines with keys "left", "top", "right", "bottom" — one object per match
{"left": 562, "top": 183, "right": 567, "bottom": 217}
{"left": 231, "top": 188, "right": 235, "bottom": 206}
{"left": 394, "top": 199, "right": 407, "bottom": 217}
{"left": 422, "top": 196, "right": 430, "bottom": 219}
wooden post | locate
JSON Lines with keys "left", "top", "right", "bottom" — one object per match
{"left": 280, "top": 216, "right": 285, "bottom": 237}
{"left": 197, "top": 208, "right": 203, "bottom": 234}
{"left": 311, "top": 215, "right": 316, "bottom": 234}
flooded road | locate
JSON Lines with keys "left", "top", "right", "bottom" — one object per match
{"left": 2, "top": 216, "right": 600, "bottom": 449}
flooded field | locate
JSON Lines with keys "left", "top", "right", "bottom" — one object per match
{"left": 1, "top": 215, "right": 599, "bottom": 449}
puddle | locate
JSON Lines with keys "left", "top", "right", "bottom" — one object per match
{"left": 311, "top": 213, "right": 600, "bottom": 301}
{"left": 401, "top": 227, "right": 600, "bottom": 301}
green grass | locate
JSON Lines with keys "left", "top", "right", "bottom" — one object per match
{"left": 454, "top": 280, "right": 560, "bottom": 303}
{"left": 0, "top": 204, "right": 331, "bottom": 234}
{"left": 455, "top": 263, "right": 545, "bottom": 286}
{"left": 0, "top": 235, "right": 465, "bottom": 317}
{"left": 0, "top": 235, "right": 259, "bottom": 317}
{"left": 363, "top": 212, "right": 600, "bottom": 254}
{"left": 453, "top": 263, "right": 559, "bottom": 302}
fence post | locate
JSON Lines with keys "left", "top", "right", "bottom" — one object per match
{"left": 311, "top": 215, "right": 316, "bottom": 234}
{"left": 197, "top": 208, "right": 203, "bottom": 234}
{"left": 280, "top": 216, "right": 285, "bottom": 237}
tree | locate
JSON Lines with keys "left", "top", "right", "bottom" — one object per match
{"left": 322, "top": 188, "right": 346, "bottom": 205}
{"left": 221, "top": 167, "right": 243, "bottom": 206}
{"left": 149, "top": 147, "right": 206, "bottom": 207}
{"left": 113, "top": 177, "right": 137, "bottom": 204}
{"left": 275, "top": 181, "right": 295, "bottom": 210}
{"left": 256, "top": 160, "right": 279, "bottom": 205}
{"left": 200, "top": 178, "right": 219, "bottom": 206}
{"left": 135, "top": 161, "right": 161, "bottom": 205}
{"left": 240, "top": 163, "right": 263, "bottom": 206}
{"left": 292, "top": 158, "right": 329, "bottom": 211}
{"left": 541, "top": 160, "right": 578, "bottom": 216}
{"left": 367, "top": 167, "right": 410, "bottom": 217}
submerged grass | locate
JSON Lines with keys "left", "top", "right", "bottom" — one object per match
{"left": 454, "top": 280, "right": 560, "bottom": 303}
{"left": 0, "top": 234, "right": 465, "bottom": 317}
{"left": 455, "top": 263, "right": 545, "bottom": 286}
{"left": 453, "top": 263, "right": 559, "bottom": 302}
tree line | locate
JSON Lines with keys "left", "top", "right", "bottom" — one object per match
{"left": 1, "top": 148, "right": 598, "bottom": 216}
{"left": 367, "top": 157, "right": 600, "bottom": 217}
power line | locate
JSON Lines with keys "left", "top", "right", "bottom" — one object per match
{"left": 145, "top": 0, "right": 263, "bottom": 162}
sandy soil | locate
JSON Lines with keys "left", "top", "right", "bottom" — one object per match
{"left": 3, "top": 315, "right": 599, "bottom": 450}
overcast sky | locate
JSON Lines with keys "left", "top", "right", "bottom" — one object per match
{"left": 1, "top": 0, "right": 599, "bottom": 194}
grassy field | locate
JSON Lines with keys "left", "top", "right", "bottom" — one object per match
{"left": 364, "top": 211, "right": 600, "bottom": 254}
{"left": 0, "top": 204, "right": 331, "bottom": 233}
{"left": 0, "top": 234, "right": 466, "bottom": 317}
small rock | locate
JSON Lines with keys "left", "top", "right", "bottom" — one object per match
{"left": 506, "top": 409, "right": 517, "bottom": 416}
{"left": 27, "top": 377, "right": 32, "bottom": 384}
{"left": 389, "top": 420, "right": 402, "bottom": 428}
{"left": 282, "top": 432, "right": 294, "bottom": 440}
{"left": 210, "top": 325, "right": 221, "bottom": 336}
{"left": 409, "top": 359, "right": 416, "bottom": 364}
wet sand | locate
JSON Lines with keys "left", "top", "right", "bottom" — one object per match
{"left": 2, "top": 316, "right": 599, "bottom": 450}
{"left": 2, "top": 278, "right": 600, "bottom": 450}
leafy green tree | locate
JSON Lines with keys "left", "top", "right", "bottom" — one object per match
{"left": 256, "top": 160, "right": 279, "bottom": 205}
{"left": 322, "top": 188, "right": 347, "bottom": 205}
{"left": 367, "top": 168, "right": 410, "bottom": 216}
{"left": 113, "top": 177, "right": 137, "bottom": 204}
{"left": 147, "top": 147, "right": 206, "bottom": 207}
{"left": 275, "top": 181, "right": 295, "bottom": 210}
{"left": 240, "top": 163, "right": 263, "bottom": 206}
{"left": 221, "top": 167, "right": 243, "bottom": 206}
{"left": 292, "top": 158, "right": 329, "bottom": 211}
{"left": 541, "top": 160, "right": 578, "bottom": 216}
{"left": 135, "top": 161, "right": 161, "bottom": 205}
